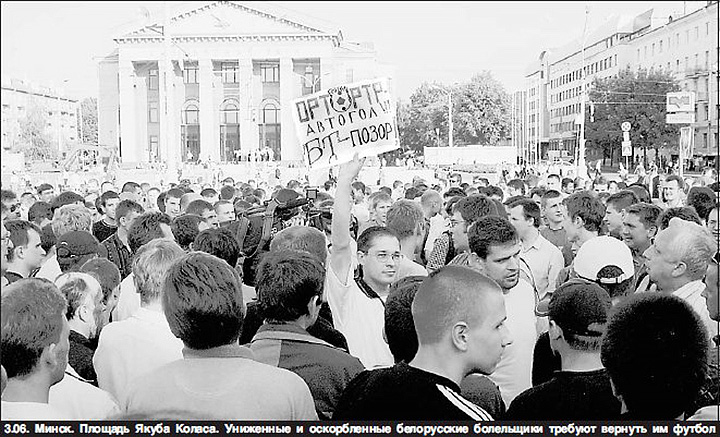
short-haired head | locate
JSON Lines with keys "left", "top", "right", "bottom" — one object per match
{"left": 412, "top": 266, "right": 502, "bottom": 345}
{"left": 386, "top": 200, "right": 424, "bottom": 240}
{"left": 269, "top": 225, "right": 328, "bottom": 265}
{"left": 52, "top": 204, "right": 92, "bottom": 236}
{"left": 54, "top": 272, "right": 101, "bottom": 321}
{"left": 606, "top": 190, "right": 639, "bottom": 212}
{"left": 384, "top": 275, "right": 425, "bottom": 363}
{"left": 454, "top": 195, "right": 498, "bottom": 225}
{"left": 132, "top": 239, "right": 185, "bottom": 305}
{"left": 1, "top": 278, "right": 67, "bottom": 378}
{"left": 356, "top": 226, "right": 400, "bottom": 253}
{"left": 192, "top": 228, "right": 241, "bottom": 268}
{"left": 80, "top": 258, "right": 121, "bottom": 305}
{"left": 507, "top": 198, "right": 541, "bottom": 228}
{"left": 601, "top": 293, "right": 708, "bottom": 419}
{"left": 162, "top": 252, "right": 244, "bottom": 350}
{"left": 656, "top": 206, "right": 701, "bottom": 231}
{"left": 256, "top": 250, "right": 325, "bottom": 322}
{"left": 563, "top": 191, "right": 606, "bottom": 232}
{"left": 127, "top": 211, "right": 172, "bottom": 254}
{"left": 468, "top": 216, "right": 518, "bottom": 259}
{"left": 171, "top": 214, "right": 205, "bottom": 251}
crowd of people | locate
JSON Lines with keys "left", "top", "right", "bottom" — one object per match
{"left": 0, "top": 156, "right": 718, "bottom": 421}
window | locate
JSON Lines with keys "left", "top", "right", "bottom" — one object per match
{"left": 262, "top": 103, "right": 279, "bottom": 124}
{"left": 694, "top": 26, "right": 699, "bottom": 40}
{"left": 148, "top": 101, "right": 158, "bottom": 123}
{"left": 183, "top": 63, "right": 199, "bottom": 84}
{"left": 221, "top": 101, "right": 239, "bottom": 124}
{"left": 261, "top": 64, "right": 279, "bottom": 83}
{"left": 221, "top": 62, "right": 238, "bottom": 83}
{"left": 703, "top": 133, "right": 708, "bottom": 148}
{"left": 684, "top": 57, "right": 689, "bottom": 71}
{"left": 676, "top": 59, "right": 681, "bottom": 72}
{"left": 148, "top": 68, "right": 159, "bottom": 90}
{"left": 652, "top": 43, "right": 655, "bottom": 56}
{"left": 706, "top": 22, "right": 710, "bottom": 36}
{"left": 149, "top": 136, "right": 158, "bottom": 161}
{"left": 695, "top": 54, "right": 699, "bottom": 68}
{"left": 676, "top": 33, "right": 680, "bottom": 45}
{"left": 685, "top": 30, "right": 689, "bottom": 43}
{"left": 644, "top": 46, "right": 647, "bottom": 59}
{"left": 706, "top": 51, "right": 710, "bottom": 70}
{"left": 659, "top": 40, "right": 663, "bottom": 53}
{"left": 704, "top": 104, "right": 709, "bottom": 121}
{"left": 183, "top": 103, "right": 199, "bottom": 124}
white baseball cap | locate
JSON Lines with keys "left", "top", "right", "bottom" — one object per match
{"left": 573, "top": 236, "right": 635, "bottom": 284}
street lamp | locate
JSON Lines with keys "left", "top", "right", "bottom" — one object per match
{"left": 429, "top": 84, "right": 453, "bottom": 148}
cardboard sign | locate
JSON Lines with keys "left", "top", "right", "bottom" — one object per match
{"left": 291, "top": 77, "right": 399, "bottom": 169}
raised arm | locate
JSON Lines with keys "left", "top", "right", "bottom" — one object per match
{"left": 329, "top": 155, "right": 365, "bottom": 281}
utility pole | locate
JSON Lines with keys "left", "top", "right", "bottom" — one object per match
{"left": 577, "top": 5, "right": 589, "bottom": 178}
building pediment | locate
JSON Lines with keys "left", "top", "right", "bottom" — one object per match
{"left": 116, "top": 1, "right": 341, "bottom": 43}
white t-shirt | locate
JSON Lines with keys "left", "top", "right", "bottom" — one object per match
{"left": 1, "top": 401, "right": 68, "bottom": 420}
{"left": 94, "top": 307, "right": 184, "bottom": 404}
{"left": 487, "top": 279, "right": 538, "bottom": 407}
{"left": 326, "top": 263, "right": 393, "bottom": 369}
{"left": 49, "top": 366, "right": 120, "bottom": 420}
{"left": 112, "top": 273, "right": 140, "bottom": 321}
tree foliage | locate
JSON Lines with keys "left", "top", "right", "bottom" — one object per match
{"left": 397, "top": 71, "right": 511, "bottom": 154}
{"left": 80, "top": 97, "right": 98, "bottom": 145}
{"left": 585, "top": 67, "right": 680, "bottom": 164}
{"left": 18, "top": 101, "right": 57, "bottom": 161}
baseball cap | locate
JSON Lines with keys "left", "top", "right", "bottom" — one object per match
{"left": 273, "top": 188, "right": 301, "bottom": 204}
{"left": 56, "top": 231, "right": 104, "bottom": 271}
{"left": 548, "top": 279, "right": 612, "bottom": 337}
{"left": 573, "top": 236, "right": 634, "bottom": 284}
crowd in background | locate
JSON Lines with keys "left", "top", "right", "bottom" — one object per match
{"left": 0, "top": 157, "right": 718, "bottom": 421}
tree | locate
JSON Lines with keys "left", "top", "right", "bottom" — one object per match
{"left": 397, "top": 72, "right": 512, "bottom": 154}
{"left": 17, "top": 101, "right": 57, "bottom": 161}
{"left": 453, "top": 71, "right": 511, "bottom": 146}
{"left": 585, "top": 67, "right": 680, "bottom": 166}
{"left": 79, "top": 97, "right": 98, "bottom": 145}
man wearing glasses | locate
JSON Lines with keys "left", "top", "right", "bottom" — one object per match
{"left": 1, "top": 190, "right": 20, "bottom": 220}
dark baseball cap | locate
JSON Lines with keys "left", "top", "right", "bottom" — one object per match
{"left": 547, "top": 279, "right": 612, "bottom": 337}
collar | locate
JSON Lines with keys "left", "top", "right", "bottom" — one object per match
{"left": 183, "top": 343, "right": 255, "bottom": 360}
{"left": 522, "top": 231, "right": 543, "bottom": 251}
{"left": 252, "top": 323, "right": 334, "bottom": 348}
{"left": 671, "top": 280, "right": 706, "bottom": 299}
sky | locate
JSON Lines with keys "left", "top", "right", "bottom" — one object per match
{"left": 0, "top": 1, "right": 707, "bottom": 102}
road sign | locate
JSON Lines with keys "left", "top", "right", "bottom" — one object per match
{"left": 621, "top": 122, "right": 631, "bottom": 132}
{"left": 666, "top": 112, "right": 696, "bottom": 124}
{"left": 666, "top": 92, "right": 695, "bottom": 113}
{"left": 623, "top": 131, "right": 630, "bottom": 142}
{"left": 621, "top": 140, "right": 632, "bottom": 157}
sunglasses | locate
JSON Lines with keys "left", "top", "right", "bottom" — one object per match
{"left": 9, "top": 203, "right": 20, "bottom": 213}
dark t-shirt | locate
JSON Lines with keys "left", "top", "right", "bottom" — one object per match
{"left": 333, "top": 362, "right": 493, "bottom": 421}
{"left": 506, "top": 369, "right": 621, "bottom": 420}
{"left": 92, "top": 219, "right": 117, "bottom": 244}
{"left": 532, "top": 331, "right": 561, "bottom": 386}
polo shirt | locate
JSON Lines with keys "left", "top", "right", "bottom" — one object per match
{"left": 326, "top": 262, "right": 393, "bottom": 369}
{"left": 3, "top": 270, "right": 24, "bottom": 285}
{"left": 488, "top": 279, "right": 538, "bottom": 407}
{"left": 520, "top": 232, "right": 564, "bottom": 298}
{"left": 506, "top": 369, "right": 621, "bottom": 420}
{"left": 333, "top": 362, "right": 493, "bottom": 420}
{"left": 94, "top": 307, "right": 184, "bottom": 404}
{"left": 124, "top": 344, "right": 318, "bottom": 420}
{"left": 249, "top": 323, "right": 365, "bottom": 419}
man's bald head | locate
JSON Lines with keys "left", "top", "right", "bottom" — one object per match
{"left": 412, "top": 265, "right": 502, "bottom": 345}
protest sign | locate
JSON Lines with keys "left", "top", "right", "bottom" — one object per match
{"left": 291, "top": 77, "right": 399, "bottom": 169}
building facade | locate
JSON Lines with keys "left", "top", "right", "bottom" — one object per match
{"left": 98, "top": 1, "right": 389, "bottom": 166}
{"left": 517, "top": 1, "right": 718, "bottom": 165}
{"left": 1, "top": 77, "right": 79, "bottom": 156}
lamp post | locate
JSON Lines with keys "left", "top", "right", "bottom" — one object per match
{"left": 577, "top": 6, "right": 590, "bottom": 178}
{"left": 429, "top": 85, "right": 453, "bottom": 148}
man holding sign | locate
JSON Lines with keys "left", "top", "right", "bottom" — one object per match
{"left": 291, "top": 78, "right": 400, "bottom": 170}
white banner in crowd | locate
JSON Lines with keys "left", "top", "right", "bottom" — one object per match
{"left": 290, "top": 77, "right": 399, "bottom": 170}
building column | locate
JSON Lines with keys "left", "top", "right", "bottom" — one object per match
{"left": 159, "top": 59, "right": 177, "bottom": 173}
{"left": 279, "top": 57, "right": 296, "bottom": 162}
{"left": 239, "top": 58, "right": 255, "bottom": 157}
{"left": 199, "top": 58, "right": 218, "bottom": 162}
{"left": 118, "top": 59, "right": 139, "bottom": 162}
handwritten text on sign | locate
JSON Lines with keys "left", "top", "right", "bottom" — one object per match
{"left": 291, "top": 78, "right": 399, "bottom": 169}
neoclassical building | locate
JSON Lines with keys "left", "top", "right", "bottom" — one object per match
{"left": 98, "top": 1, "right": 391, "bottom": 165}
